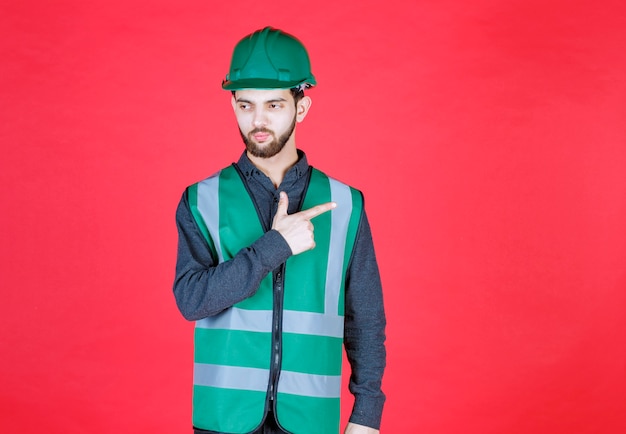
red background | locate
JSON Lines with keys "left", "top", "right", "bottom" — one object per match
{"left": 1, "top": 1, "right": 625, "bottom": 433}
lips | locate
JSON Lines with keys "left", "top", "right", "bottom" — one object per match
{"left": 253, "top": 132, "right": 271, "bottom": 142}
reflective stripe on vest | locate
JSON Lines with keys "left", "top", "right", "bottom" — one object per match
{"left": 188, "top": 165, "right": 362, "bottom": 434}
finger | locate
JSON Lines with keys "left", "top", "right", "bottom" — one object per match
{"left": 299, "top": 201, "right": 336, "bottom": 220}
{"left": 276, "top": 191, "right": 289, "bottom": 217}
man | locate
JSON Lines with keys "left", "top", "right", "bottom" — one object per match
{"left": 174, "top": 27, "right": 386, "bottom": 434}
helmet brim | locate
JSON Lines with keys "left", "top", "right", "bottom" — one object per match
{"left": 222, "top": 77, "right": 316, "bottom": 91}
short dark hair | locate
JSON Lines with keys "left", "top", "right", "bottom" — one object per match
{"left": 290, "top": 87, "right": 304, "bottom": 104}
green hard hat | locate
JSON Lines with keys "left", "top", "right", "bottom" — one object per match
{"left": 222, "top": 27, "right": 317, "bottom": 90}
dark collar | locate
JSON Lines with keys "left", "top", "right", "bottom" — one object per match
{"left": 236, "top": 150, "right": 310, "bottom": 184}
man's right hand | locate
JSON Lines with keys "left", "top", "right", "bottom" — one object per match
{"left": 272, "top": 191, "right": 336, "bottom": 255}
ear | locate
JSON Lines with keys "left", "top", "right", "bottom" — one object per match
{"left": 296, "top": 96, "right": 312, "bottom": 123}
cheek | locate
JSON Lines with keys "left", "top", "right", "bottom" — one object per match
{"left": 234, "top": 114, "right": 250, "bottom": 129}
{"left": 277, "top": 111, "right": 296, "bottom": 127}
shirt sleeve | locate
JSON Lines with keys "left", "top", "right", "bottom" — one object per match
{"left": 173, "top": 190, "right": 292, "bottom": 321}
{"left": 344, "top": 209, "right": 387, "bottom": 429}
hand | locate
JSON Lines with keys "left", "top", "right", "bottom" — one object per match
{"left": 344, "top": 422, "right": 380, "bottom": 434}
{"left": 271, "top": 191, "right": 336, "bottom": 255}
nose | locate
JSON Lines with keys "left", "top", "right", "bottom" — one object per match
{"left": 252, "top": 108, "right": 267, "bottom": 128}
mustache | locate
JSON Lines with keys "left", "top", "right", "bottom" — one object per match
{"left": 250, "top": 128, "right": 273, "bottom": 135}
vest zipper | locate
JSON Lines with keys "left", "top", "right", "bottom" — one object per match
{"left": 268, "top": 263, "right": 285, "bottom": 405}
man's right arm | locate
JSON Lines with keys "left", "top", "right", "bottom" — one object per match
{"left": 173, "top": 191, "right": 292, "bottom": 321}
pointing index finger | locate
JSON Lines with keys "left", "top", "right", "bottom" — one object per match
{"left": 299, "top": 201, "right": 337, "bottom": 220}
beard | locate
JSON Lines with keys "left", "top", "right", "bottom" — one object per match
{"left": 240, "top": 115, "right": 297, "bottom": 159}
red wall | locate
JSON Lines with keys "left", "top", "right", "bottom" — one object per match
{"left": 1, "top": 1, "right": 624, "bottom": 433}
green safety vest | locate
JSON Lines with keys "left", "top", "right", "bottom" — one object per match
{"left": 187, "top": 165, "right": 363, "bottom": 434}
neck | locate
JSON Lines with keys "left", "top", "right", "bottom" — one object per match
{"left": 247, "top": 142, "right": 298, "bottom": 188}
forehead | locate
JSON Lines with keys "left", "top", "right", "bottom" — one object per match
{"left": 234, "top": 88, "right": 294, "bottom": 103}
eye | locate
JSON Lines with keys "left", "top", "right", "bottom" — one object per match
{"left": 238, "top": 103, "right": 252, "bottom": 111}
{"left": 268, "top": 103, "right": 282, "bottom": 110}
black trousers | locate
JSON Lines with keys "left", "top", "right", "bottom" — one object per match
{"left": 193, "top": 409, "right": 289, "bottom": 434}
{"left": 252, "top": 410, "right": 289, "bottom": 434}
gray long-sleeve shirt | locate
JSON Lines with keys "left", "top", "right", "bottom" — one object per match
{"left": 174, "top": 151, "right": 386, "bottom": 429}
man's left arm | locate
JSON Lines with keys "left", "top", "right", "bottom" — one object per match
{"left": 344, "top": 210, "right": 387, "bottom": 433}
{"left": 345, "top": 422, "right": 381, "bottom": 434}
